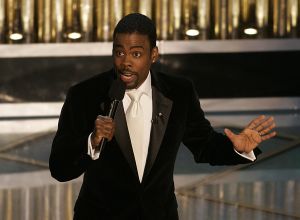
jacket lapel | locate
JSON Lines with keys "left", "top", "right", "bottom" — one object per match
{"left": 114, "top": 102, "right": 139, "bottom": 179}
{"left": 143, "top": 86, "right": 173, "bottom": 180}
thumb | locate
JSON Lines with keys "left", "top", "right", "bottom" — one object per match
{"left": 224, "top": 128, "right": 236, "bottom": 140}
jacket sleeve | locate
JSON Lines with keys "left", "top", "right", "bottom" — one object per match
{"left": 49, "top": 87, "right": 92, "bottom": 182}
{"left": 182, "top": 80, "right": 261, "bottom": 165}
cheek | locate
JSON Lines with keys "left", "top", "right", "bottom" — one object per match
{"left": 136, "top": 59, "right": 151, "bottom": 70}
{"left": 113, "top": 56, "right": 124, "bottom": 66}
{"left": 113, "top": 58, "right": 120, "bottom": 67}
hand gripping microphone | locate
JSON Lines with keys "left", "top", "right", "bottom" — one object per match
{"left": 98, "top": 77, "right": 126, "bottom": 152}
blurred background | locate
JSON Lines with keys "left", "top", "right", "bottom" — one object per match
{"left": 0, "top": 0, "right": 300, "bottom": 219}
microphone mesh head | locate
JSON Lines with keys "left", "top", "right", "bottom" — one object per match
{"left": 109, "top": 78, "right": 126, "bottom": 100}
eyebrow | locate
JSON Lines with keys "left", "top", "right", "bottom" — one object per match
{"left": 113, "top": 44, "right": 144, "bottom": 50}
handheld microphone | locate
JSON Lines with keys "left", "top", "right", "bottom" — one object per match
{"left": 98, "top": 77, "right": 126, "bottom": 152}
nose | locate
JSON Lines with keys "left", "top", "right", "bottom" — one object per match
{"left": 121, "top": 54, "right": 132, "bottom": 69}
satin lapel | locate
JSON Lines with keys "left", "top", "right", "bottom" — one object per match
{"left": 143, "top": 86, "right": 173, "bottom": 180}
{"left": 114, "top": 102, "right": 139, "bottom": 179}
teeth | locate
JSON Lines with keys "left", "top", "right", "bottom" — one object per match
{"left": 123, "top": 73, "right": 132, "bottom": 76}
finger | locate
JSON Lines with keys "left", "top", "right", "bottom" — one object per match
{"left": 259, "top": 122, "right": 276, "bottom": 136}
{"left": 261, "top": 131, "right": 277, "bottom": 141}
{"left": 107, "top": 122, "right": 116, "bottom": 141}
{"left": 246, "top": 115, "right": 266, "bottom": 129}
{"left": 97, "top": 115, "right": 113, "bottom": 122}
{"left": 95, "top": 118, "right": 114, "bottom": 128}
{"left": 94, "top": 123, "right": 113, "bottom": 134}
{"left": 91, "top": 132, "right": 104, "bottom": 147}
{"left": 94, "top": 126, "right": 113, "bottom": 137}
{"left": 95, "top": 122, "right": 114, "bottom": 130}
{"left": 224, "top": 128, "right": 236, "bottom": 140}
{"left": 108, "top": 129, "right": 115, "bottom": 141}
{"left": 254, "top": 116, "right": 275, "bottom": 132}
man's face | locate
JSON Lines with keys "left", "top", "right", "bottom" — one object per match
{"left": 113, "top": 33, "right": 158, "bottom": 89}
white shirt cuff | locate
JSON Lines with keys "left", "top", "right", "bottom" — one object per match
{"left": 234, "top": 149, "right": 256, "bottom": 161}
{"left": 87, "top": 133, "right": 100, "bottom": 160}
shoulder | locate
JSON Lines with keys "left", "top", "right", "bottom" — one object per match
{"left": 153, "top": 71, "right": 195, "bottom": 95}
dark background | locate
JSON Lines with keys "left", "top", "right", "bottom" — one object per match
{"left": 0, "top": 51, "right": 299, "bottom": 102}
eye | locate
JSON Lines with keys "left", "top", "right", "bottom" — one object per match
{"left": 115, "top": 50, "right": 124, "bottom": 57}
{"left": 132, "top": 51, "right": 141, "bottom": 58}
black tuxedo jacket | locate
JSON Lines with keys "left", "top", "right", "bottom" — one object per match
{"left": 49, "top": 69, "right": 260, "bottom": 220}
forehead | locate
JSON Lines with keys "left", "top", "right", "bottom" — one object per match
{"left": 113, "top": 33, "right": 150, "bottom": 48}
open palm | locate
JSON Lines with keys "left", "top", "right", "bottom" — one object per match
{"left": 224, "top": 115, "right": 276, "bottom": 153}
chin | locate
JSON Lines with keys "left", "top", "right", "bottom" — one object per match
{"left": 125, "top": 79, "right": 139, "bottom": 90}
{"left": 126, "top": 84, "right": 138, "bottom": 90}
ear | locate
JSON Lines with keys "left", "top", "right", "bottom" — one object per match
{"left": 151, "top": 46, "right": 159, "bottom": 63}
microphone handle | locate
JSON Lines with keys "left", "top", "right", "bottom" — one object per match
{"left": 98, "top": 100, "right": 120, "bottom": 153}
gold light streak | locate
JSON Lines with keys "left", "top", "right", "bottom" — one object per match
{"left": 228, "top": 0, "right": 240, "bottom": 38}
{"left": 287, "top": 0, "right": 298, "bottom": 35}
{"left": 102, "top": 0, "right": 110, "bottom": 41}
{"left": 80, "top": 0, "right": 93, "bottom": 41}
{"left": 10, "top": 0, "right": 24, "bottom": 42}
{"left": 110, "top": 0, "right": 123, "bottom": 40}
{"left": 273, "top": 0, "right": 279, "bottom": 35}
{"left": 254, "top": 0, "right": 269, "bottom": 38}
{"left": 161, "top": 0, "right": 169, "bottom": 40}
{"left": 198, "top": 0, "right": 210, "bottom": 39}
{"left": 173, "top": 0, "right": 182, "bottom": 37}
{"left": 21, "top": 0, "right": 35, "bottom": 43}
{"left": 95, "top": 0, "right": 103, "bottom": 41}
{"left": 0, "top": 0, "right": 6, "bottom": 42}
{"left": 68, "top": 0, "right": 82, "bottom": 41}
{"left": 51, "top": 0, "right": 65, "bottom": 42}
{"left": 65, "top": 183, "right": 73, "bottom": 220}
{"left": 38, "top": 0, "right": 51, "bottom": 43}
{"left": 139, "top": 0, "right": 152, "bottom": 18}
{"left": 182, "top": 0, "right": 191, "bottom": 38}
{"left": 6, "top": 0, "right": 15, "bottom": 43}
{"left": 220, "top": 0, "right": 228, "bottom": 39}
{"left": 43, "top": 0, "right": 51, "bottom": 42}
{"left": 214, "top": 0, "right": 220, "bottom": 37}
{"left": 43, "top": 186, "right": 50, "bottom": 220}
{"left": 231, "top": 0, "right": 240, "bottom": 29}
{"left": 169, "top": 0, "right": 174, "bottom": 38}
{"left": 241, "top": 0, "right": 250, "bottom": 23}
{"left": 65, "top": 0, "right": 73, "bottom": 34}
{"left": 124, "top": 0, "right": 137, "bottom": 16}
{"left": 155, "top": 0, "right": 162, "bottom": 39}
{"left": 6, "top": 190, "right": 13, "bottom": 220}
{"left": 278, "top": 0, "right": 287, "bottom": 36}
{"left": 256, "top": 0, "right": 269, "bottom": 29}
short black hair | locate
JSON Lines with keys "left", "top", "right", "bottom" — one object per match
{"left": 113, "top": 13, "right": 157, "bottom": 49}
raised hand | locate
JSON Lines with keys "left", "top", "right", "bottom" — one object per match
{"left": 224, "top": 115, "right": 276, "bottom": 153}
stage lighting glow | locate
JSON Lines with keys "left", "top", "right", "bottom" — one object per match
{"left": 10, "top": 33, "right": 23, "bottom": 41}
{"left": 186, "top": 29, "right": 200, "bottom": 37}
{"left": 68, "top": 32, "right": 82, "bottom": 40}
{"left": 244, "top": 28, "right": 258, "bottom": 35}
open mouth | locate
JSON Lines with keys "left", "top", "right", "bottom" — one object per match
{"left": 119, "top": 71, "right": 137, "bottom": 84}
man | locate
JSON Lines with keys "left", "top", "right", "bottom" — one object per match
{"left": 49, "top": 13, "right": 276, "bottom": 220}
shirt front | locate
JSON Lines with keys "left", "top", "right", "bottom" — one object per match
{"left": 123, "top": 72, "right": 152, "bottom": 181}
